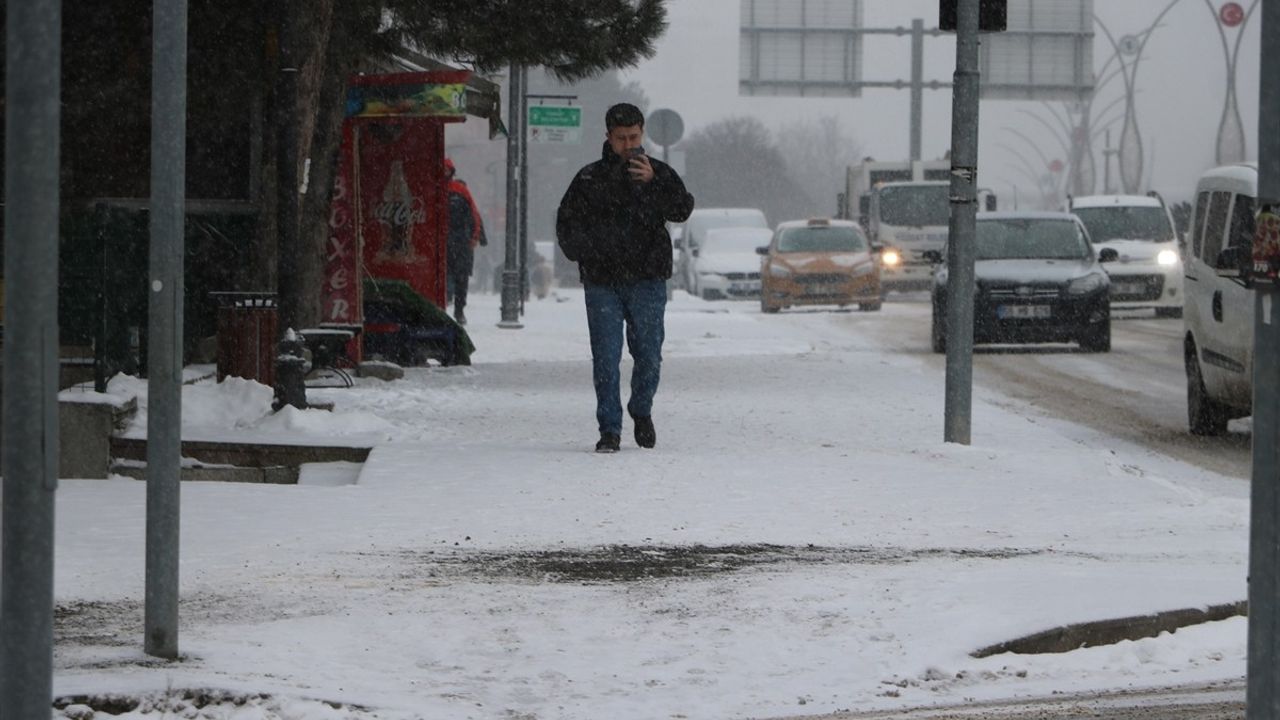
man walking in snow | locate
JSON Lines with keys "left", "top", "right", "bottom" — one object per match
{"left": 555, "top": 103, "right": 695, "bottom": 453}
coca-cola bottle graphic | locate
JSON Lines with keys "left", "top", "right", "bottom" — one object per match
{"left": 376, "top": 160, "right": 416, "bottom": 259}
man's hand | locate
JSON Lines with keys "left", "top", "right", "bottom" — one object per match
{"left": 628, "top": 154, "right": 655, "bottom": 183}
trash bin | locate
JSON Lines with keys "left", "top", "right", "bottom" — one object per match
{"left": 213, "top": 292, "right": 278, "bottom": 386}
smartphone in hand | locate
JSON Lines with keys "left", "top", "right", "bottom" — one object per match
{"left": 626, "top": 147, "right": 648, "bottom": 181}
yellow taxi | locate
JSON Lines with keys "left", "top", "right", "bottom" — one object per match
{"left": 755, "top": 218, "right": 882, "bottom": 313}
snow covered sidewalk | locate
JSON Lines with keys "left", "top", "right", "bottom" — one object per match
{"left": 47, "top": 290, "right": 1247, "bottom": 719}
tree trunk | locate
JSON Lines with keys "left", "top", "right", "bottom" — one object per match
{"left": 289, "top": 0, "right": 336, "bottom": 329}
{"left": 299, "top": 7, "right": 362, "bottom": 327}
{"left": 264, "top": 0, "right": 334, "bottom": 332}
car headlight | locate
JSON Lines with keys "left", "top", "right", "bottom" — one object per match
{"left": 880, "top": 249, "right": 902, "bottom": 267}
{"left": 1067, "top": 272, "right": 1106, "bottom": 295}
{"left": 852, "top": 261, "right": 876, "bottom": 277}
{"left": 768, "top": 263, "right": 792, "bottom": 278}
{"left": 1157, "top": 249, "right": 1179, "bottom": 266}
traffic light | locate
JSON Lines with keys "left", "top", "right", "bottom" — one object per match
{"left": 939, "top": 0, "right": 1007, "bottom": 32}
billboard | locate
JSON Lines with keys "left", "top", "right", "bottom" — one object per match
{"left": 980, "top": 0, "right": 1094, "bottom": 101}
{"left": 739, "top": 0, "right": 865, "bottom": 97}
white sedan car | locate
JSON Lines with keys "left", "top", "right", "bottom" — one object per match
{"left": 1069, "top": 194, "right": 1184, "bottom": 318}
{"left": 693, "top": 227, "right": 774, "bottom": 300}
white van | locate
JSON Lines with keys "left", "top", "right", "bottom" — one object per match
{"left": 675, "top": 208, "right": 768, "bottom": 294}
{"left": 1183, "top": 163, "right": 1256, "bottom": 435}
{"left": 1068, "top": 194, "right": 1183, "bottom": 317}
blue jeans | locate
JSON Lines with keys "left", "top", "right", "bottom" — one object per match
{"left": 584, "top": 279, "right": 667, "bottom": 436}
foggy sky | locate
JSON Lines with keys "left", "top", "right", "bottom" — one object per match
{"left": 620, "top": 0, "right": 1262, "bottom": 204}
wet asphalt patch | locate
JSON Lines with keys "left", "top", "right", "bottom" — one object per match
{"left": 400, "top": 543, "right": 1057, "bottom": 583}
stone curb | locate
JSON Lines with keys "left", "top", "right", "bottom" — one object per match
{"left": 971, "top": 600, "right": 1247, "bottom": 657}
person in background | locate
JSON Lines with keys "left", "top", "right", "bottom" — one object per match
{"left": 530, "top": 251, "right": 553, "bottom": 300}
{"left": 555, "top": 103, "right": 695, "bottom": 454}
{"left": 444, "top": 158, "right": 486, "bottom": 325}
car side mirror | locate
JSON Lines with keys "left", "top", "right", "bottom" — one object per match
{"left": 755, "top": 246, "right": 769, "bottom": 256}
{"left": 985, "top": 195, "right": 998, "bottom": 212}
{"left": 1098, "top": 247, "right": 1119, "bottom": 263}
{"left": 1214, "top": 245, "right": 1248, "bottom": 279}
{"left": 922, "top": 249, "right": 943, "bottom": 264}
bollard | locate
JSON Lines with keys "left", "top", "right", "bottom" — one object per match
{"left": 272, "top": 329, "right": 309, "bottom": 411}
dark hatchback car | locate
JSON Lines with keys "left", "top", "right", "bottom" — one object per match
{"left": 928, "top": 212, "right": 1117, "bottom": 353}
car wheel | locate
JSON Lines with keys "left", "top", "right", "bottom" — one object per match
{"left": 930, "top": 305, "right": 946, "bottom": 354}
{"left": 859, "top": 301, "right": 882, "bottom": 312}
{"left": 1155, "top": 306, "right": 1183, "bottom": 319}
{"left": 1078, "top": 320, "right": 1111, "bottom": 353}
{"left": 760, "top": 299, "right": 780, "bottom": 314}
{"left": 1187, "top": 342, "right": 1229, "bottom": 436}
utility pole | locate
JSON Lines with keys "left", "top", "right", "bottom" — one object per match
{"left": 942, "top": 0, "right": 982, "bottom": 445}
{"left": 1, "top": 0, "right": 60, "bottom": 715}
{"left": 910, "top": 18, "right": 925, "bottom": 162}
{"left": 144, "top": 0, "right": 188, "bottom": 660}
{"left": 1246, "top": 3, "right": 1280, "bottom": 717}
{"left": 519, "top": 65, "right": 530, "bottom": 315}
{"left": 499, "top": 64, "right": 524, "bottom": 328}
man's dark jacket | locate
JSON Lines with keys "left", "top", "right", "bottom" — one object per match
{"left": 556, "top": 142, "right": 695, "bottom": 286}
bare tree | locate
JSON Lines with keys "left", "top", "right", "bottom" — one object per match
{"left": 775, "top": 116, "right": 864, "bottom": 219}
{"left": 682, "top": 116, "right": 809, "bottom": 224}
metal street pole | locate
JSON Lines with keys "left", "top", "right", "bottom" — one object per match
{"left": 499, "top": 64, "right": 524, "bottom": 328}
{"left": 519, "top": 65, "right": 530, "bottom": 315}
{"left": 1, "top": 0, "right": 60, "bottom": 714}
{"left": 144, "top": 0, "right": 188, "bottom": 660}
{"left": 1247, "top": 4, "right": 1280, "bottom": 717}
{"left": 910, "top": 18, "right": 925, "bottom": 162}
{"left": 943, "top": 0, "right": 981, "bottom": 445}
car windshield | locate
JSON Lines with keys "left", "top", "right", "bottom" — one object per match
{"left": 702, "top": 230, "right": 771, "bottom": 254}
{"left": 776, "top": 226, "right": 867, "bottom": 253}
{"left": 1072, "top": 205, "right": 1175, "bottom": 242}
{"left": 975, "top": 219, "right": 1089, "bottom": 260}
{"left": 878, "top": 184, "right": 950, "bottom": 227}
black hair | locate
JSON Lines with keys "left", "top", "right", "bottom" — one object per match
{"left": 605, "top": 102, "right": 644, "bottom": 131}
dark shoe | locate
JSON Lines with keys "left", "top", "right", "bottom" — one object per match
{"left": 595, "top": 433, "right": 620, "bottom": 454}
{"left": 453, "top": 308, "right": 467, "bottom": 326}
{"left": 633, "top": 415, "right": 656, "bottom": 449}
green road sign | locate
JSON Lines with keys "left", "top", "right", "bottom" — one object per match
{"left": 529, "top": 106, "right": 581, "bottom": 127}
{"left": 528, "top": 105, "right": 582, "bottom": 144}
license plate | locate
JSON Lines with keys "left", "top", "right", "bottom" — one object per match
{"left": 730, "top": 281, "right": 760, "bottom": 293}
{"left": 998, "top": 304, "right": 1051, "bottom": 319}
{"left": 1112, "top": 282, "right": 1143, "bottom": 295}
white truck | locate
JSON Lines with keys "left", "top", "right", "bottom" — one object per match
{"left": 842, "top": 160, "right": 998, "bottom": 294}
{"left": 842, "top": 160, "right": 956, "bottom": 294}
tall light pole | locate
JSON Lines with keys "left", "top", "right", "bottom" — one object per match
{"left": 499, "top": 65, "right": 524, "bottom": 329}
{"left": 1, "top": 0, "right": 60, "bottom": 715}
{"left": 1248, "top": 5, "right": 1280, "bottom": 718}
{"left": 1206, "top": 0, "right": 1258, "bottom": 165}
{"left": 1092, "top": 0, "right": 1182, "bottom": 195}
